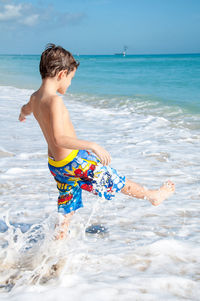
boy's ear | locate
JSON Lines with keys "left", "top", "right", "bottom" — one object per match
{"left": 57, "top": 70, "right": 67, "bottom": 80}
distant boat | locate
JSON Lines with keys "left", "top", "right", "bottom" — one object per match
{"left": 115, "top": 46, "right": 128, "bottom": 57}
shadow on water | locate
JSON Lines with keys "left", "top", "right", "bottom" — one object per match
{"left": 0, "top": 219, "right": 32, "bottom": 233}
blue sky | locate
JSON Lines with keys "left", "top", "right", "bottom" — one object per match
{"left": 0, "top": 0, "right": 200, "bottom": 54}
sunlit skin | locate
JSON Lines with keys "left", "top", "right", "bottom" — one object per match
{"left": 19, "top": 69, "right": 175, "bottom": 239}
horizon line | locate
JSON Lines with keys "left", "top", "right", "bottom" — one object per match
{"left": 0, "top": 52, "right": 200, "bottom": 56}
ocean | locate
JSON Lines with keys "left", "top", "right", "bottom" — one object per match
{"left": 0, "top": 54, "right": 200, "bottom": 300}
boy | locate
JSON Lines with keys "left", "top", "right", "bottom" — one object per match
{"left": 19, "top": 44, "right": 175, "bottom": 239}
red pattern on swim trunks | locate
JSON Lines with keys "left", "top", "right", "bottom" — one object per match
{"left": 58, "top": 194, "right": 73, "bottom": 205}
{"left": 80, "top": 183, "right": 93, "bottom": 192}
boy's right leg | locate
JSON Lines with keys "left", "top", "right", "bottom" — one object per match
{"left": 55, "top": 211, "right": 74, "bottom": 240}
{"left": 121, "top": 179, "right": 175, "bottom": 206}
{"left": 54, "top": 184, "right": 82, "bottom": 240}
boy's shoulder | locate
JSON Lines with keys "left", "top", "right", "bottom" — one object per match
{"left": 48, "top": 94, "right": 64, "bottom": 108}
{"left": 31, "top": 90, "right": 64, "bottom": 106}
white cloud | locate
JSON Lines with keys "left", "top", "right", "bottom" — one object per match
{"left": 20, "top": 14, "right": 39, "bottom": 26}
{"left": 0, "top": 4, "right": 22, "bottom": 21}
{"left": 0, "top": 1, "right": 86, "bottom": 29}
{"left": 0, "top": 2, "right": 39, "bottom": 26}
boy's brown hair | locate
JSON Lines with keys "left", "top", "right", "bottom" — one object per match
{"left": 39, "top": 43, "right": 79, "bottom": 79}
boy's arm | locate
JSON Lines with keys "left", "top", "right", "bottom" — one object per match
{"left": 50, "top": 96, "right": 111, "bottom": 165}
{"left": 19, "top": 96, "right": 33, "bottom": 122}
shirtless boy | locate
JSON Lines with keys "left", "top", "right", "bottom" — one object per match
{"left": 19, "top": 44, "right": 175, "bottom": 239}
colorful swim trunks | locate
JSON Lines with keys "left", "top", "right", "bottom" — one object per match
{"left": 48, "top": 150, "right": 126, "bottom": 214}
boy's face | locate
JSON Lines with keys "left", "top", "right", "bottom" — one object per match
{"left": 58, "top": 68, "right": 76, "bottom": 94}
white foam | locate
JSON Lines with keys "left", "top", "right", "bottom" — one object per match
{"left": 1, "top": 85, "right": 200, "bottom": 300}
{"left": 17, "top": 152, "right": 47, "bottom": 160}
{"left": 0, "top": 86, "right": 34, "bottom": 103}
{"left": 0, "top": 147, "right": 14, "bottom": 158}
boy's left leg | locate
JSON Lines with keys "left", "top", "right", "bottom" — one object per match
{"left": 121, "top": 179, "right": 175, "bottom": 206}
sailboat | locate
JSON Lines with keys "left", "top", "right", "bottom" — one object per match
{"left": 114, "top": 46, "right": 128, "bottom": 57}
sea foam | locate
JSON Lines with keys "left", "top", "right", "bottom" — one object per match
{"left": 0, "top": 84, "right": 200, "bottom": 300}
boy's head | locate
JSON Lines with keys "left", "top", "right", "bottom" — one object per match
{"left": 39, "top": 43, "right": 79, "bottom": 79}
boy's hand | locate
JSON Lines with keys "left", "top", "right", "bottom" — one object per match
{"left": 19, "top": 112, "right": 26, "bottom": 122}
{"left": 19, "top": 99, "right": 33, "bottom": 122}
{"left": 91, "top": 143, "right": 111, "bottom": 166}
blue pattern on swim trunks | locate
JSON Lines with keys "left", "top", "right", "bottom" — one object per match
{"left": 48, "top": 150, "right": 125, "bottom": 214}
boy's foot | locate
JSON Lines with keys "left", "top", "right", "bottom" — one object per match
{"left": 149, "top": 180, "right": 175, "bottom": 206}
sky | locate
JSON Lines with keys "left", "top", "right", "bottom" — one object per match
{"left": 0, "top": 0, "right": 200, "bottom": 55}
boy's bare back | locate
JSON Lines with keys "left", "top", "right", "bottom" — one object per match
{"left": 19, "top": 44, "right": 111, "bottom": 165}
{"left": 31, "top": 88, "right": 77, "bottom": 161}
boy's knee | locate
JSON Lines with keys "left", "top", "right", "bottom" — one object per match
{"left": 121, "top": 179, "right": 132, "bottom": 195}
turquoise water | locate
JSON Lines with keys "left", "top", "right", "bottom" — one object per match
{"left": 0, "top": 53, "right": 200, "bottom": 113}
